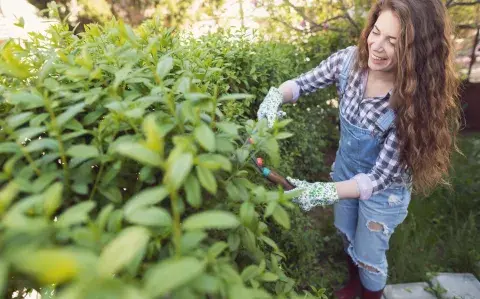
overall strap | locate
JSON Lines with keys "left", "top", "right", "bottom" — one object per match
{"left": 376, "top": 108, "right": 396, "bottom": 132}
{"left": 339, "top": 46, "right": 356, "bottom": 96}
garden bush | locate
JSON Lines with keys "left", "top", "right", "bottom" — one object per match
{"left": 0, "top": 13, "right": 344, "bottom": 298}
{"left": 0, "top": 4, "right": 360, "bottom": 295}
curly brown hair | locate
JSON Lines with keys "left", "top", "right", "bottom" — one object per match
{"left": 356, "top": 0, "right": 461, "bottom": 195}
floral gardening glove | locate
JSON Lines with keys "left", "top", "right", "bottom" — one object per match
{"left": 285, "top": 177, "right": 339, "bottom": 211}
{"left": 257, "top": 87, "right": 286, "bottom": 128}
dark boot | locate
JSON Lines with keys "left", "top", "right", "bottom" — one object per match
{"left": 334, "top": 255, "right": 362, "bottom": 299}
{"left": 361, "top": 286, "right": 384, "bottom": 299}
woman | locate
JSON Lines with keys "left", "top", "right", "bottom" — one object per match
{"left": 256, "top": 0, "right": 461, "bottom": 298}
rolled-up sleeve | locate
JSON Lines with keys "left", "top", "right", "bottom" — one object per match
{"left": 294, "top": 46, "right": 352, "bottom": 96}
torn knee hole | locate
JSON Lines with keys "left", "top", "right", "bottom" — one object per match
{"left": 357, "top": 261, "right": 380, "bottom": 273}
{"left": 367, "top": 221, "right": 384, "bottom": 232}
{"left": 366, "top": 220, "right": 391, "bottom": 236}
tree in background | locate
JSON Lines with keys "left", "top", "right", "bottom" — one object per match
{"left": 27, "top": 0, "right": 227, "bottom": 31}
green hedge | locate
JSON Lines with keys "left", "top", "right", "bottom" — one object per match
{"left": 0, "top": 12, "right": 352, "bottom": 298}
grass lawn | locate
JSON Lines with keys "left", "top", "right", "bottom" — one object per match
{"left": 301, "top": 133, "right": 480, "bottom": 296}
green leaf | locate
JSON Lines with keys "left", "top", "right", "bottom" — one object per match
{"left": 0, "top": 142, "right": 21, "bottom": 154}
{"left": 164, "top": 153, "right": 193, "bottom": 191}
{"left": 216, "top": 122, "right": 238, "bottom": 135}
{"left": 145, "top": 257, "right": 205, "bottom": 297}
{"left": 262, "top": 138, "right": 279, "bottom": 167}
{"left": 0, "top": 181, "right": 19, "bottom": 214}
{"left": 241, "top": 265, "right": 259, "bottom": 282}
{"left": 191, "top": 274, "right": 220, "bottom": 294}
{"left": 96, "top": 204, "right": 114, "bottom": 232}
{"left": 83, "top": 110, "right": 104, "bottom": 125}
{"left": 99, "top": 186, "right": 122, "bottom": 203}
{"left": 13, "top": 249, "right": 79, "bottom": 284}
{"left": 240, "top": 227, "right": 257, "bottom": 252}
{"left": 30, "top": 113, "right": 49, "bottom": 127}
{"left": 175, "top": 77, "right": 190, "bottom": 94}
{"left": 181, "top": 231, "right": 207, "bottom": 253}
{"left": 14, "top": 16, "right": 25, "bottom": 28}
{"left": 66, "top": 145, "right": 99, "bottom": 159}
{"left": 115, "top": 142, "right": 162, "bottom": 167}
{"left": 196, "top": 166, "right": 217, "bottom": 195}
{"left": 183, "top": 211, "right": 239, "bottom": 231}
{"left": 16, "top": 126, "right": 46, "bottom": 143}
{"left": 184, "top": 174, "right": 201, "bottom": 208}
{"left": 274, "top": 119, "right": 293, "bottom": 129}
{"left": 275, "top": 132, "right": 294, "bottom": 140}
{"left": 43, "top": 182, "right": 63, "bottom": 217}
{"left": 142, "top": 114, "right": 164, "bottom": 152}
{"left": 101, "top": 161, "right": 122, "bottom": 187}
{"left": 240, "top": 201, "right": 255, "bottom": 226}
{"left": 56, "top": 201, "right": 96, "bottom": 228}
{"left": 156, "top": 55, "right": 173, "bottom": 79}
{"left": 197, "top": 154, "right": 232, "bottom": 172}
{"left": 124, "top": 186, "right": 169, "bottom": 216}
{"left": 194, "top": 123, "right": 215, "bottom": 152}
{"left": 272, "top": 205, "right": 290, "bottom": 229}
{"left": 216, "top": 137, "right": 235, "bottom": 153}
{"left": 208, "top": 241, "right": 228, "bottom": 259}
{"left": 56, "top": 103, "right": 86, "bottom": 128}
{"left": 259, "top": 235, "right": 279, "bottom": 251}
{"left": 7, "top": 92, "right": 44, "bottom": 109}
{"left": 32, "top": 171, "right": 59, "bottom": 192}
{"left": 125, "top": 207, "right": 172, "bottom": 227}
{"left": 264, "top": 201, "right": 277, "bottom": 218}
{"left": 227, "top": 232, "right": 241, "bottom": 251}
{"left": 235, "top": 148, "right": 249, "bottom": 164}
{"left": 185, "top": 93, "right": 210, "bottom": 103}
{"left": 38, "top": 56, "right": 54, "bottom": 82}
{"left": 7, "top": 112, "right": 33, "bottom": 128}
{"left": 124, "top": 108, "right": 145, "bottom": 119}
{"left": 25, "top": 138, "right": 59, "bottom": 153}
{"left": 260, "top": 272, "right": 279, "bottom": 282}
{"left": 218, "top": 93, "right": 254, "bottom": 102}
{"left": 98, "top": 226, "right": 150, "bottom": 276}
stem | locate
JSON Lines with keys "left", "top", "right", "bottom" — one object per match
{"left": 170, "top": 190, "right": 182, "bottom": 258}
{"left": 239, "top": 0, "right": 245, "bottom": 29}
{"left": 18, "top": 143, "right": 41, "bottom": 176}
{"left": 44, "top": 93, "right": 70, "bottom": 192}
{"left": 88, "top": 163, "right": 105, "bottom": 202}
{"left": 126, "top": 118, "right": 140, "bottom": 135}
{"left": 467, "top": 25, "right": 479, "bottom": 81}
{"left": 210, "top": 85, "right": 218, "bottom": 129}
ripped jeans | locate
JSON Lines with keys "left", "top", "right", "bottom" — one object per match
{"left": 332, "top": 108, "right": 411, "bottom": 291}
{"left": 333, "top": 185, "right": 411, "bottom": 291}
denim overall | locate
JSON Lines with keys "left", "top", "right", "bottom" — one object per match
{"left": 331, "top": 48, "right": 411, "bottom": 291}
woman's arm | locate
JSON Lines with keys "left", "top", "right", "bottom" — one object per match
{"left": 335, "top": 179, "right": 361, "bottom": 199}
{"left": 338, "top": 130, "right": 404, "bottom": 201}
{"left": 277, "top": 46, "right": 355, "bottom": 104}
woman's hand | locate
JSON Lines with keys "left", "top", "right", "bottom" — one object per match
{"left": 285, "top": 177, "right": 339, "bottom": 211}
{"left": 257, "top": 87, "right": 285, "bottom": 128}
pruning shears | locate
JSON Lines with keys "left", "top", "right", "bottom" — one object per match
{"left": 247, "top": 113, "right": 295, "bottom": 191}
{"left": 247, "top": 137, "right": 295, "bottom": 191}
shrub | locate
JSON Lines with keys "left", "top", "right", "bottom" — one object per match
{"left": 0, "top": 17, "right": 327, "bottom": 298}
{"left": 0, "top": 9, "right": 354, "bottom": 296}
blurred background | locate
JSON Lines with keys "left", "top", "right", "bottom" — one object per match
{"left": 0, "top": 0, "right": 478, "bottom": 84}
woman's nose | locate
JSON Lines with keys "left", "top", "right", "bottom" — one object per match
{"left": 370, "top": 40, "right": 385, "bottom": 53}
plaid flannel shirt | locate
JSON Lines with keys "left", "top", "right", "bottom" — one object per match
{"left": 292, "top": 46, "right": 407, "bottom": 194}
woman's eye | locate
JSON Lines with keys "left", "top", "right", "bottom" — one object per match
{"left": 372, "top": 31, "right": 379, "bottom": 35}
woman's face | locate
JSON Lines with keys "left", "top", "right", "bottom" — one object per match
{"left": 367, "top": 9, "right": 401, "bottom": 73}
